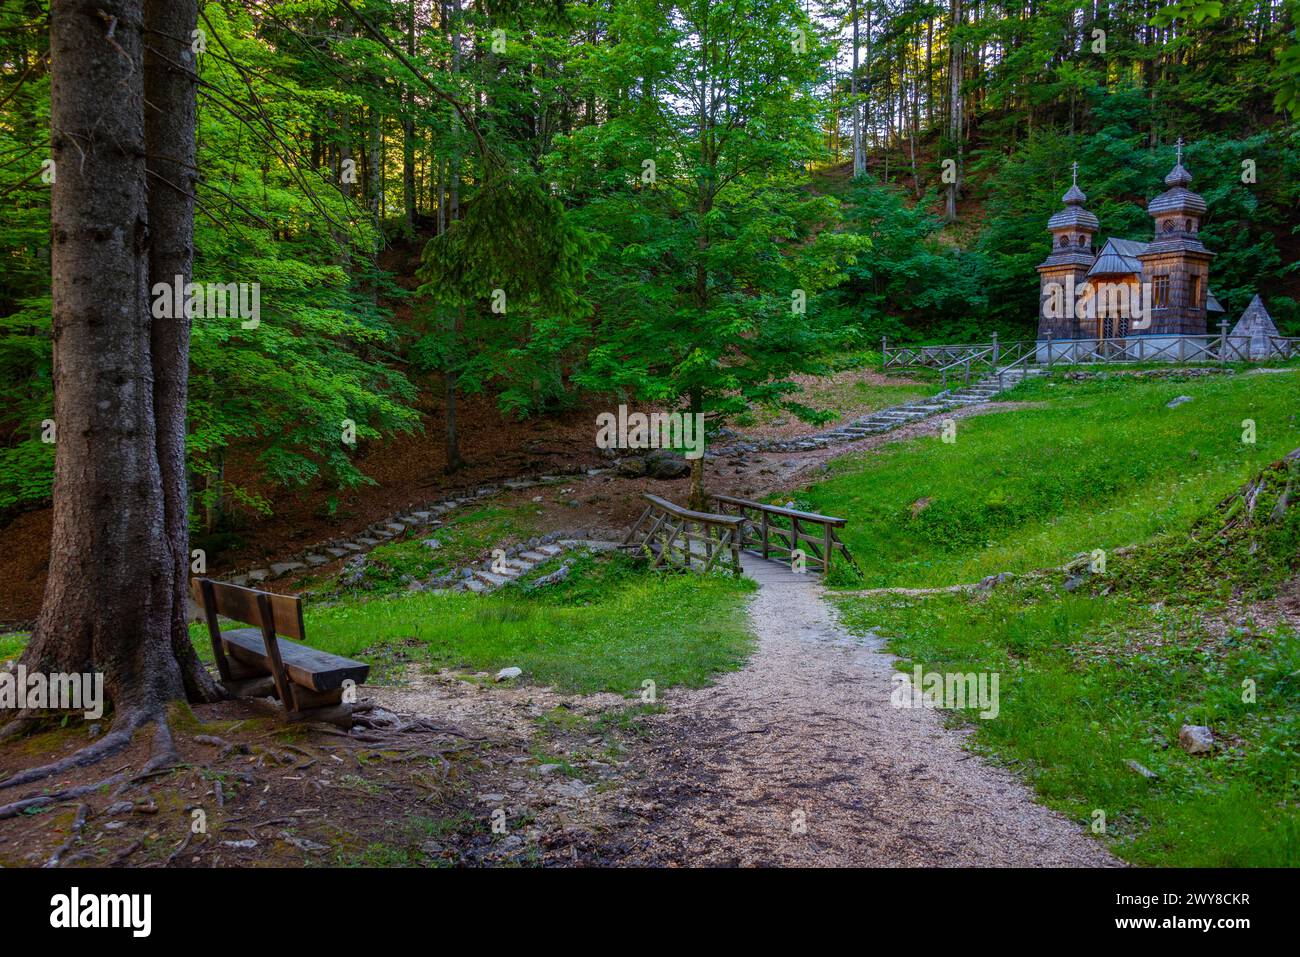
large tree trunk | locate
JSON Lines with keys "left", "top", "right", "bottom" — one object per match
{"left": 22, "top": 0, "right": 181, "bottom": 719}
{"left": 687, "top": 387, "right": 706, "bottom": 511}
{"left": 444, "top": 306, "right": 464, "bottom": 472}
{"left": 851, "top": 0, "right": 863, "bottom": 178}
{"left": 402, "top": 0, "right": 416, "bottom": 229}
{"left": 144, "top": 0, "right": 222, "bottom": 704}
{"left": 945, "top": 0, "right": 963, "bottom": 221}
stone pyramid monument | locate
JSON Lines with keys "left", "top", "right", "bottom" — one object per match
{"left": 1229, "top": 295, "right": 1280, "bottom": 360}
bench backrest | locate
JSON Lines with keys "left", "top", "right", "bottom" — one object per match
{"left": 190, "top": 578, "right": 306, "bottom": 640}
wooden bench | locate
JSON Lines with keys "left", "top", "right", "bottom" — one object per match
{"left": 190, "top": 578, "right": 369, "bottom": 727}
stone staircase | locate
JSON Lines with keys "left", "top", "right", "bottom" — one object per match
{"left": 224, "top": 469, "right": 611, "bottom": 587}
{"left": 745, "top": 365, "right": 1043, "bottom": 454}
{"left": 456, "top": 539, "right": 620, "bottom": 594}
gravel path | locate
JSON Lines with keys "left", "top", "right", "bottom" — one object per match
{"left": 619, "top": 554, "right": 1119, "bottom": 867}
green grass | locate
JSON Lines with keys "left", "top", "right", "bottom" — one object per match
{"left": 0, "top": 632, "right": 27, "bottom": 661}
{"left": 195, "top": 554, "right": 756, "bottom": 695}
{"left": 833, "top": 586, "right": 1300, "bottom": 866}
{"left": 735, "top": 365, "right": 940, "bottom": 429}
{"left": 790, "top": 370, "right": 1300, "bottom": 588}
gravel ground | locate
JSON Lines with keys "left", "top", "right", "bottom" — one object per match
{"left": 615, "top": 554, "right": 1121, "bottom": 867}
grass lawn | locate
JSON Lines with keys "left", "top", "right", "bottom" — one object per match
{"left": 194, "top": 552, "right": 757, "bottom": 696}
{"left": 790, "top": 369, "right": 1300, "bottom": 588}
{"left": 734, "top": 355, "right": 941, "bottom": 430}
{"left": 833, "top": 586, "right": 1300, "bottom": 866}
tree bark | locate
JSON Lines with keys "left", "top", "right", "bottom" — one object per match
{"left": 22, "top": 0, "right": 185, "bottom": 718}
{"left": 444, "top": 306, "right": 464, "bottom": 472}
{"left": 851, "top": 0, "right": 863, "bottom": 177}
{"left": 144, "top": 0, "right": 222, "bottom": 703}
{"left": 945, "top": 0, "right": 963, "bottom": 221}
{"left": 402, "top": 0, "right": 416, "bottom": 229}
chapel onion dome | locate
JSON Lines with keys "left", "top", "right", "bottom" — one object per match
{"left": 1147, "top": 158, "right": 1206, "bottom": 217}
{"left": 1046, "top": 181, "right": 1099, "bottom": 231}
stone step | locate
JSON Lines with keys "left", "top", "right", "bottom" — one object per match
{"left": 462, "top": 579, "right": 487, "bottom": 593}
{"left": 324, "top": 547, "right": 350, "bottom": 558}
{"left": 537, "top": 544, "right": 563, "bottom": 557}
{"left": 270, "top": 561, "right": 304, "bottom": 576}
{"left": 474, "top": 570, "right": 512, "bottom": 587}
{"left": 339, "top": 541, "right": 365, "bottom": 552}
{"left": 304, "top": 554, "right": 329, "bottom": 566}
{"left": 519, "top": 550, "right": 549, "bottom": 562}
{"left": 356, "top": 536, "right": 380, "bottom": 546}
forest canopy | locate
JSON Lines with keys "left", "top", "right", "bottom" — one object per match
{"left": 1, "top": 0, "right": 1297, "bottom": 519}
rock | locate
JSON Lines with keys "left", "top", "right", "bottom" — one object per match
{"left": 1178, "top": 724, "right": 1214, "bottom": 755}
{"left": 421, "top": 538, "right": 442, "bottom": 550}
{"left": 1126, "top": 759, "right": 1159, "bottom": 780}
{"left": 1166, "top": 395, "right": 1193, "bottom": 408}
{"left": 221, "top": 839, "right": 258, "bottom": 849}
{"left": 975, "top": 572, "right": 1013, "bottom": 592}
{"left": 499, "top": 835, "right": 524, "bottom": 850}
{"left": 280, "top": 833, "right": 328, "bottom": 853}
{"left": 340, "top": 557, "right": 367, "bottom": 588}
{"left": 529, "top": 563, "right": 571, "bottom": 588}
{"left": 617, "top": 457, "right": 647, "bottom": 478}
{"left": 910, "top": 497, "right": 933, "bottom": 518}
{"left": 552, "top": 779, "right": 592, "bottom": 799}
{"left": 270, "top": 561, "right": 304, "bottom": 576}
{"left": 1063, "top": 575, "right": 1086, "bottom": 592}
{"left": 304, "top": 554, "right": 328, "bottom": 566}
{"left": 645, "top": 448, "right": 691, "bottom": 479}
{"left": 479, "top": 793, "right": 506, "bottom": 803}
{"left": 495, "top": 667, "right": 523, "bottom": 682}
{"left": 105, "top": 801, "right": 135, "bottom": 816}
{"left": 537, "top": 763, "right": 562, "bottom": 776}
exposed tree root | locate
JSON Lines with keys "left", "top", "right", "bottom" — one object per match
{"left": 0, "top": 712, "right": 146, "bottom": 793}
{"left": 0, "top": 714, "right": 42, "bottom": 743}
{"left": 0, "top": 771, "right": 131, "bottom": 820}
{"left": 43, "top": 802, "right": 89, "bottom": 868}
{"left": 0, "top": 706, "right": 182, "bottom": 797}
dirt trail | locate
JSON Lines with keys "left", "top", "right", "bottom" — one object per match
{"left": 617, "top": 554, "right": 1119, "bottom": 867}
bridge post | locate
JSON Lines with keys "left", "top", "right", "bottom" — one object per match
{"left": 991, "top": 331, "right": 999, "bottom": 365}
{"left": 881, "top": 337, "right": 887, "bottom": 371}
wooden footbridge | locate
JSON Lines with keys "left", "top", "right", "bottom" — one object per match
{"left": 621, "top": 493, "right": 856, "bottom": 578}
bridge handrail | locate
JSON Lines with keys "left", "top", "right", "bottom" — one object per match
{"left": 640, "top": 492, "right": 746, "bottom": 527}
{"left": 710, "top": 494, "right": 847, "bottom": 528}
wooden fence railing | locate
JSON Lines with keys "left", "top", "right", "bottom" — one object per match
{"left": 621, "top": 493, "right": 745, "bottom": 575}
{"left": 710, "top": 494, "right": 857, "bottom": 576}
{"left": 883, "top": 334, "right": 1036, "bottom": 372}
{"left": 887, "top": 330, "right": 1300, "bottom": 369}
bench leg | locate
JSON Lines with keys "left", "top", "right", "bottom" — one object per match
{"left": 282, "top": 686, "right": 352, "bottom": 728}
{"left": 286, "top": 702, "right": 355, "bottom": 728}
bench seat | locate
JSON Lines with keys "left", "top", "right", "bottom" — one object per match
{"left": 220, "top": 628, "right": 369, "bottom": 692}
